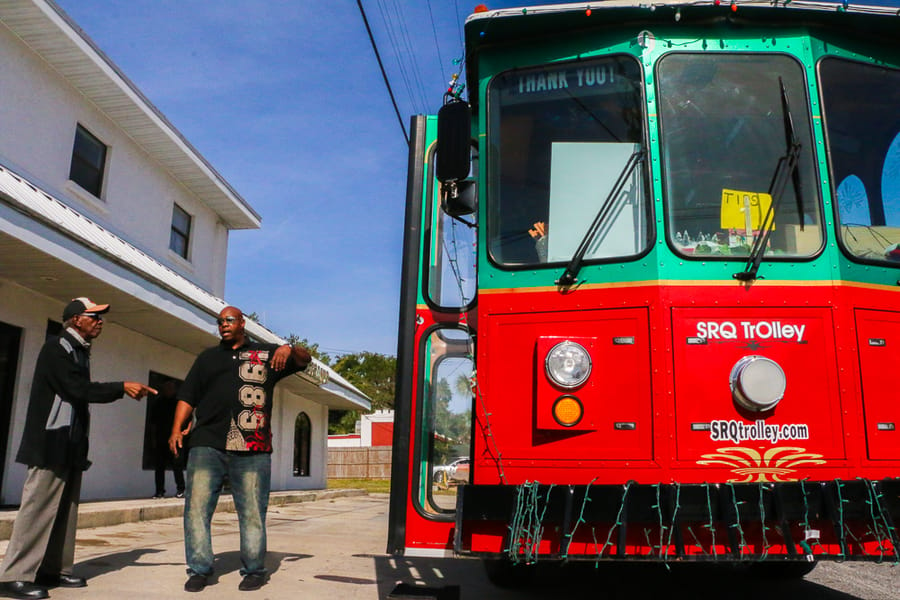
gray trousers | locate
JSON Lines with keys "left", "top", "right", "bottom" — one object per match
{"left": 0, "top": 465, "right": 82, "bottom": 582}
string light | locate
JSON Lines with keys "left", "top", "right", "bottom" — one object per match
{"left": 507, "top": 482, "right": 554, "bottom": 564}
{"left": 705, "top": 484, "right": 718, "bottom": 557}
{"left": 503, "top": 479, "right": 895, "bottom": 562}
{"left": 596, "top": 482, "right": 632, "bottom": 558}
{"left": 727, "top": 483, "right": 748, "bottom": 555}
{"left": 446, "top": 72, "right": 459, "bottom": 96}
{"left": 472, "top": 354, "right": 505, "bottom": 483}
{"left": 559, "top": 478, "right": 597, "bottom": 561}
{"left": 758, "top": 483, "right": 772, "bottom": 559}
{"left": 835, "top": 479, "right": 847, "bottom": 558}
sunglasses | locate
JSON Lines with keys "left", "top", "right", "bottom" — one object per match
{"left": 81, "top": 313, "right": 103, "bottom": 321}
{"left": 216, "top": 316, "right": 239, "bottom": 325}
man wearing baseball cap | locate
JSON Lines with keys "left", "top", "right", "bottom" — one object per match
{"left": 0, "top": 297, "right": 156, "bottom": 599}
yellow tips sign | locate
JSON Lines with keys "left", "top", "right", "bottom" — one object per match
{"left": 720, "top": 189, "right": 774, "bottom": 233}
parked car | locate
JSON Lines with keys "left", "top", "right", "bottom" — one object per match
{"left": 433, "top": 457, "right": 470, "bottom": 487}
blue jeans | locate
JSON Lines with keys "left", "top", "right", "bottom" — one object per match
{"left": 184, "top": 447, "right": 271, "bottom": 577}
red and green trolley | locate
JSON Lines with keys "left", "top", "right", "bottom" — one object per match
{"left": 388, "top": 0, "right": 900, "bottom": 583}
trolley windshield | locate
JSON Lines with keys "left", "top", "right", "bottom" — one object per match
{"left": 486, "top": 55, "right": 649, "bottom": 267}
{"left": 657, "top": 53, "right": 822, "bottom": 259}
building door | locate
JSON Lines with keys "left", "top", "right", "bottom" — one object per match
{"left": 0, "top": 321, "right": 22, "bottom": 500}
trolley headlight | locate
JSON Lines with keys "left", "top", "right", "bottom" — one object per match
{"left": 545, "top": 341, "right": 591, "bottom": 388}
{"left": 730, "top": 355, "right": 786, "bottom": 412}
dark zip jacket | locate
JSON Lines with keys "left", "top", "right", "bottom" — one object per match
{"left": 15, "top": 328, "right": 125, "bottom": 471}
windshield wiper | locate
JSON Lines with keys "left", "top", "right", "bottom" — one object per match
{"left": 556, "top": 149, "right": 645, "bottom": 287}
{"left": 734, "top": 77, "right": 804, "bottom": 281}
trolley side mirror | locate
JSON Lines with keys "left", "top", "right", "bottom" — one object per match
{"left": 436, "top": 100, "right": 472, "bottom": 183}
{"left": 441, "top": 179, "right": 476, "bottom": 217}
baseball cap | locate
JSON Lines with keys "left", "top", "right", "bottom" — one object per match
{"left": 62, "top": 297, "right": 111, "bottom": 321}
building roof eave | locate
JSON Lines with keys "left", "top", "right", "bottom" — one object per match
{"left": 0, "top": 161, "right": 369, "bottom": 411}
{"left": 0, "top": 0, "right": 260, "bottom": 230}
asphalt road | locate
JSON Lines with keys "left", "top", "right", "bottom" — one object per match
{"left": 1, "top": 493, "right": 897, "bottom": 599}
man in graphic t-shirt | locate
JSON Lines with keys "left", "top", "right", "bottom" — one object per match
{"left": 168, "top": 306, "right": 311, "bottom": 593}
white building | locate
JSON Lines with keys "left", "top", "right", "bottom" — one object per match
{"left": 0, "top": 0, "right": 369, "bottom": 503}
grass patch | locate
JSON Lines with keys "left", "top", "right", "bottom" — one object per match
{"left": 327, "top": 478, "right": 392, "bottom": 493}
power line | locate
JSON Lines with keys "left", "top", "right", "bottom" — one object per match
{"left": 356, "top": 0, "right": 408, "bottom": 144}
{"left": 376, "top": 0, "right": 427, "bottom": 115}
{"left": 454, "top": 0, "right": 464, "bottom": 50}
{"left": 427, "top": 0, "right": 447, "bottom": 88}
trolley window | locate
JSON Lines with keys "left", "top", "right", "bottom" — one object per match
{"left": 486, "top": 55, "right": 649, "bottom": 267}
{"left": 415, "top": 327, "right": 473, "bottom": 516}
{"left": 820, "top": 58, "right": 900, "bottom": 265}
{"left": 657, "top": 53, "right": 822, "bottom": 258}
{"left": 426, "top": 144, "right": 477, "bottom": 310}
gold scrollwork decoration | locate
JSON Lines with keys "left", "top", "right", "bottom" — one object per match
{"left": 697, "top": 446, "right": 826, "bottom": 483}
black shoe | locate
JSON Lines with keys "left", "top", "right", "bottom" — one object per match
{"left": 184, "top": 574, "right": 207, "bottom": 593}
{"left": 238, "top": 574, "right": 266, "bottom": 591}
{"left": 152, "top": 492, "right": 165, "bottom": 499}
{"left": 35, "top": 572, "right": 86, "bottom": 588}
{"left": 0, "top": 581, "right": 49, "bottom": 599}
{"left": 175, "top": 490, "right": 185, "bottom": 498}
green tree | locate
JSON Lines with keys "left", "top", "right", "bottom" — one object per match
{"left": 327, "top": 351, "right": 397, "bottom": 434}
{"left": 454, "top": 373, "right": 472, "bottom": 398}
{"left": 432, "top": 376, "right": 472, "bottom": 463}
{"left": 332, "top": 352, "right": 395, "bottom": 409}
{"left": 286, "top": 335, "right": 332, "bottom": 366}
{"left": 328, "top": 409, "right": 361, "bottom": 435}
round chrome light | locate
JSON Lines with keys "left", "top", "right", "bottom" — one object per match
{"left": 730, "top": 355, "right": 786, "bottom": 412}
{"left": 545, "top": 341, "right": 591, "bottom": 389}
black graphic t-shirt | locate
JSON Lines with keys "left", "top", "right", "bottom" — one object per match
{"left": 180, "top": 341, "right": 302, "bottom": 453}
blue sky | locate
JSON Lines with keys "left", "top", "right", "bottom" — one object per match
{"left": 53, "top": 0, "right": 898, "bottom": 357}
{"left": 53, "top": 0, "right": 512, "bottom": 357}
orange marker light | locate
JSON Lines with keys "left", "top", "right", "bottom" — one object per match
{"left": 474, "top": 4, "right": 488, "bottom": 12}
{"left": 553, "top": 396, "right": 584, "bottom": 427}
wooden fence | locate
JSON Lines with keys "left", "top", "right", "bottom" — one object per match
{"left": 327, "top": 446, "right": 392, "bottom": 479}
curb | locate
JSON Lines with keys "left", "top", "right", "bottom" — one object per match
{"left": 0, "top": 488, "right": 367, "bottom": 541}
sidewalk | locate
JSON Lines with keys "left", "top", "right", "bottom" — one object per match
{"left": 0, "top": 488, "right": 367, "bottom": 540}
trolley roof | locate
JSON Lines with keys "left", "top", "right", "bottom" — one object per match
{"left": 463, "top": 1, "right": 900, "bottom": 107}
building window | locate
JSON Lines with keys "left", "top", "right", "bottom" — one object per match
{"left": 170, "top": 204, "right": 192, "bottom": 259}
{"left": 294, "top": 412, "right": 311, "bottom": 477}
{"left": 69, "top": 124, "right": 107, "bottom": 197}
